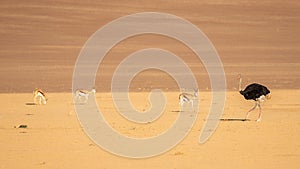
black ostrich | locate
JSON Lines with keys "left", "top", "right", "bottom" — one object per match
{"left": 238, "top": 74, "right": 271, "bottom": 121}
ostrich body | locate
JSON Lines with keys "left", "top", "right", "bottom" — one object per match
{"left": 238, "top": 74, "right": 271, "bottom": 121}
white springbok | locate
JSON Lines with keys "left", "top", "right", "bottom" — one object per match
{"left": 75, "top": 88, "right": 96, "bottom": 104}
{"left": 179, "top": 88, "right": 198, "bottom": 108}
{"left": 33, "top": 89, "right": 47, "bottom": 105}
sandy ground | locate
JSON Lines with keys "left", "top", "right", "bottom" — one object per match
{"left": 0, "top": 91, "right": 299, "bottom": 168}
{"left": 0, "top": 0, "right": 300, "bottom": 168}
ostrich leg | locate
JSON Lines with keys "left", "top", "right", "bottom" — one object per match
{"left": 245, "top": 101, "right": 258, "bottom": 120}
{"left": 256, "top": 102, "right": 262, "bottom": 122}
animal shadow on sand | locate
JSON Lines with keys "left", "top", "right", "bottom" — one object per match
{"left": 220, "top": 118, "right": 250, "bottom": 122}
{"left": 25, "top": 102, "right": 37, "bottom": 106}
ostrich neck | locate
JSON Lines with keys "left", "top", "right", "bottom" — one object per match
{"left": 238, "top": 77, "right": 242, "bottom": 91}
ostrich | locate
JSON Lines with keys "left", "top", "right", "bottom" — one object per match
{"left": 238, "top": 74, "right": 271, "bottom": 121}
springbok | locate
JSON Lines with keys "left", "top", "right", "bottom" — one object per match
{"left": 75, "top": 88, "right": 96, "bottom": 104}
{"left": 33, "top": 89, "right": 47, "bottom": 105}
{"left": 179, "top": 88, "right": 198, "bottom": 108}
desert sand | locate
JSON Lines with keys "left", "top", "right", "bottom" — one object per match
{"left": 0, "top": 91, "right": 300, "bottom": 168}
{"left": 0, "top": 0, "right": 299, "bottom": 168}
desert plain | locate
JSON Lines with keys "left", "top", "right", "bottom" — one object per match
{"left": 0, "top": 0, "right": 299, "bottom": 169}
